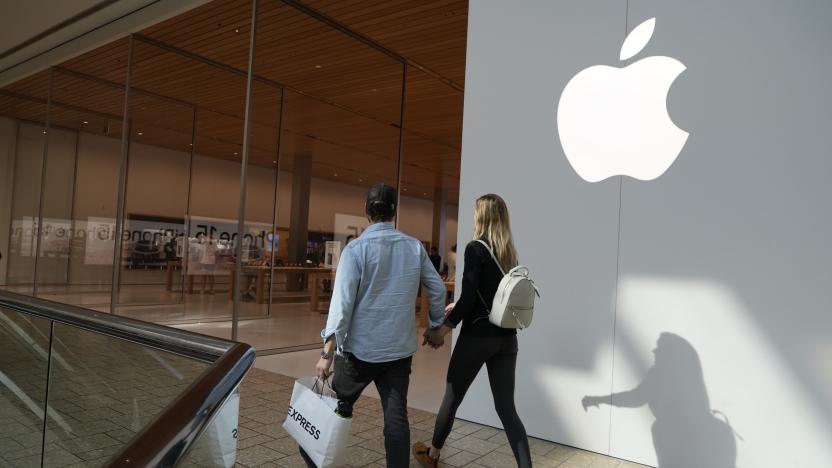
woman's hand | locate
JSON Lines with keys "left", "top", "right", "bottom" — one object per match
{"left": 582, "top": 395, "right": 603, "bottom": 411}
{"left": 444, "top": 302, "right": 455, "bottom": 317}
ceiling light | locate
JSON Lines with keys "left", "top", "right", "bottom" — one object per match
{"left": 82, "top": 121, "right": 88, "bottom": 124}
{"left": 137, "top": 132, "right": 143, "bottom": 136}
{"left": 272, "top": 160, "right": 277, "bottom": 164}
{"left": 235, "top": 28, "right": 240, "bottom": 33}
{"left": 334, "top": 173, "right": 338, "bottom": 177}
{"left": 314, "top": 65, "right": 322, "bottom": 69}
{"left": 233, "top": 152, "right": 238, "bottom": 156}
{"left": 42, "top": 130, "right": 47, "bottom": 135}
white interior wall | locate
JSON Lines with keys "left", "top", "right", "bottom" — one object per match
{"left": 0, "top": 117, "right": 17, "bottom": 284}
{"left": 459, "top": 1, "right": 832, "bottom": 467}
{"left": 4, "top": 128, "right": 457, "bottom": 284}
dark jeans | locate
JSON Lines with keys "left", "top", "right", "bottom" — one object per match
{"left": 300, "top": 353, "right": 412, "bottom": 467}
{"left": 432, "top": 334, "right": 532, "bottom": 467}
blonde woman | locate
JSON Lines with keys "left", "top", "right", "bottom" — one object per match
{"left": 414, "top": 194, "right": 532, "bottom": 467}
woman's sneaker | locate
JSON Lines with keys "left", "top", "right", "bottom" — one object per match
{"left": 412, "top": 441, "right": 438, "bottom": 467}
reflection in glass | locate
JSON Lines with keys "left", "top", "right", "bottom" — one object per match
{"left": 0, "top": 309, "right": 51, "bottom": 466}
{"left": 42, "top": 323, "right": 208, "bottom": 466}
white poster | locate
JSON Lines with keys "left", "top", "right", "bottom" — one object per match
{"left": 83, "top": 217, "right": 117, "bottom": 265}
{"left": 324, "top": 241, "right": 341, "bottom": 269}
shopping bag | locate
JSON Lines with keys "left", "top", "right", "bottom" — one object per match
{"left": 187, "top": 389, "right": 240, "bottom": 467}
{"left": 283, "top": 377, "right": 352, "bottom": 468}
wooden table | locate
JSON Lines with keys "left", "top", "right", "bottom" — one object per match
{"left": 419, "top": 281, "right": 455, "bottom": 327}
{"left": 230, "top": 266, "right": 333, "bottom": 309}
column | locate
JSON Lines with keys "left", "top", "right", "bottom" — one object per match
{"left": 287, "top": 152, "right": 312, "bottom": 291}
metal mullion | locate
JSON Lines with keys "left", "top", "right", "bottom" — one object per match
{"left": 65, "top": 129, "right": 81, "bottom": 285}
{"left": 109, "top": 35, "right": 134, "bottom": 313}
{"left": 394, "top": 63, "right": 407, "bottom": 228}
{"left": 180, "top": 107, "right": 198, "bottom": 302}
{"left": 32, "top": 67, "right": 54, "bottom": 297}
{"left": 232, "top": 0, "right": 259, "bottom": 341}
{"left": 267, "top": 90, "right": 286, "bottom": 310}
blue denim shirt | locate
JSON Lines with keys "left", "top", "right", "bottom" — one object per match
{"left": 322, "top": 222, "right": 447, "bottom": 363}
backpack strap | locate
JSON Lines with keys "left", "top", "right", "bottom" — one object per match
{"left": 474, "top": 240, "right": 506, "bottom": 276}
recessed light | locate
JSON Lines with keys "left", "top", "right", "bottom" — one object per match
{"left": 403, "top": 188, "right": 408, "bottom": 192}
{"left": 272, "top": 160, "right": 277, "bottom": 164}
{"left": 137, "top": 132, "right": 143, "bottom": 136}
{"left": 314, "top": 65, "right": 322, "bottom": 69}
{"left": 371, "top": 88, "right": 377, "bottom": 92}
{"left": 189, "top": 143, "right": 193, "bottom": 147}
{"left": 233, "top": 152, "right": 238, "bottom": 156}
{"left": 42, "top": 130, "right": 47, "bottom": 135}
{"left": 234, "top": 28, "right": 240, "bottom": 33}
{"left": 334, "top": 173, "right": 338, "bottom": 177}
{"left": 82, "top": 121, "right": 88, "bottom": 124}
{"left": 423, "top": 192, "right": 427, "bottom": 196}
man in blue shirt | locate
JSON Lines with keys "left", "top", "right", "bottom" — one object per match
{"left": 308, "top": 183, "right": 446, "bottom": 467}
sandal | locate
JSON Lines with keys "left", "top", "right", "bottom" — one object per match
{"left": 412, "top": 441, "right": 439, "bottom": 467}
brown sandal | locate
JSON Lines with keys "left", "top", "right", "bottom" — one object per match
{"left": 412, "top": 441, "right": 439, "bottom": 467}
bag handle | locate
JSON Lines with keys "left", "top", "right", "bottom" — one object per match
{"left": 312, "top": 377, "right": 333, "bottom": 398}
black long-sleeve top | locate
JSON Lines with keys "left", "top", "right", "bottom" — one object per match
{"left": 445, "top": 240, "right": 517, "bottom": 337}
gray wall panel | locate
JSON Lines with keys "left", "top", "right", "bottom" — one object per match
{"left": 461, "top": 0, "right": 832, "bottom": 466}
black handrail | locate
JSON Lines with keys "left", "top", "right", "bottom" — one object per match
{"left": 0, "top": 290, "right": 255, "bottom": 467}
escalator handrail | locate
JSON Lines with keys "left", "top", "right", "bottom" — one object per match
{"left": 0, "top": 290, "right": 255, "bottom": 467}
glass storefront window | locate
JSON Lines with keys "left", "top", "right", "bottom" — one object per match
{"left": 0, "top": 0, "right": 464, "bottom": 354}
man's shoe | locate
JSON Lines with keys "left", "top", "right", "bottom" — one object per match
{"left": 412, "top": 441, "right": 438, "bottom": 467}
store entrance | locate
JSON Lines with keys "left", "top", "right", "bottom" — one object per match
{"left": 0, "top": 0, "right": 467, "bottom": 375}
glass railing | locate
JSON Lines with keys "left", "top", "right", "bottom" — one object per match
{"left": 0, "top": 290, "right": 254, "bottom": 467}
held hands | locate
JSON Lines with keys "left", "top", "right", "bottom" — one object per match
{"left": 422, "top": 323, "right": 452, "bottom": 349}
{"left": 422, "top": 327, "right": 445, "bottom": 349}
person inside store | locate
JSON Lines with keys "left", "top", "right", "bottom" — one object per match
{"left": 198, "top": 234, "right": 216, "bottom": 294}
{"left": 429, "top": 246, "right": 442, "bottom": 272}
{"left": 308, "top": 183, "right": 447, "bottom": 467}
{"left": 444, "top": 243, "right": 457, "bottom": 280}
{"left": 414, "top": 194, "right": 532, "bottom": 468}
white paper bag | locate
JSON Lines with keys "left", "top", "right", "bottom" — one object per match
{"left": 188, "top": 389, "right": 240, "bottom": 467}
{"left": 283, "top": 377, "right": 352, "bottom": 468}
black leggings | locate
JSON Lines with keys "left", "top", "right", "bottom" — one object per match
{"left": 432, "top": 333, "right": 532, "bottom": 467}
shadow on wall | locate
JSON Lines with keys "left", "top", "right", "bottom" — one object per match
{"left": 582, "top": 333, "right": 737, "bottom": 468}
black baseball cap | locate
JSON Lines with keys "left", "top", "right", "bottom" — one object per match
{"left": 366, "top": 183, "right": 397, "bottom": 212}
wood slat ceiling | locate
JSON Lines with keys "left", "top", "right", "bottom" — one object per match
{"left": 0, "top": 0, "right": 467, "bottom": 202}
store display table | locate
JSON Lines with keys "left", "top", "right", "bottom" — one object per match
{"left": 230, "top": 266, "right": 333, "bottom": 310}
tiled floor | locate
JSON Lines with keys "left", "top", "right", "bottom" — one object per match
{"left": 228, "top": 368, "right": 649, "bottom": 468}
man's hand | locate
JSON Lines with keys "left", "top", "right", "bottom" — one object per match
{"left": 316, "top": 356, "right": 334, "bottom": 380}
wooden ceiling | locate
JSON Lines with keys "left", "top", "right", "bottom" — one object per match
{"left": 0, "top": 0, "right": 467, "bottom": 202}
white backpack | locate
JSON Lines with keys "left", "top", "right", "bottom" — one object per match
{"left": 475, "top": 240, "right": 540, "bottom": 329}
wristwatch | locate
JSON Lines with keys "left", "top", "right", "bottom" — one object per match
{"left": 320, "top": 350, "right": 333, "bottom": 360}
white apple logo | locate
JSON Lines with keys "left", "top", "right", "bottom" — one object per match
{"left": 557, "top": 18, "right": 688, "bottom": 182}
